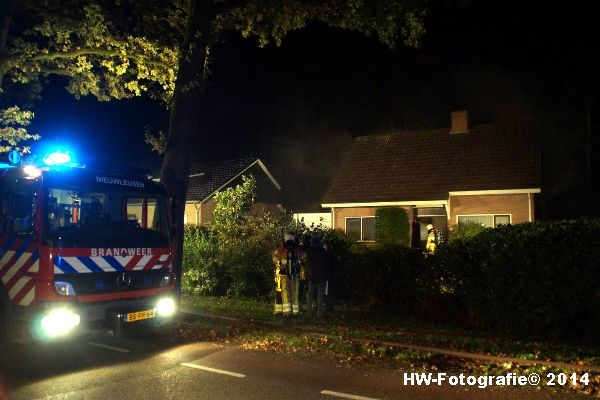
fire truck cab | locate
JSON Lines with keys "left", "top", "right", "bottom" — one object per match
{"left": 0, "top": 150, "right": 177, "bottom": 341}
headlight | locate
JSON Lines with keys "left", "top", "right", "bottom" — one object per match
{"left": 23, "top": 165, "right": 42, "bottom": 178}
{"left": 156, "top": 297, "right": 176, "bottom": 317}
{"left": 40, "top": 308, "right": 80, "bottom": 337}
{"left": 54, "top": 281, "right": 76, "bottom": 296}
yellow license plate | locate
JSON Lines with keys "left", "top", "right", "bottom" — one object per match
{"left": 125, "top": 309, "right": 156, "bottom": 322}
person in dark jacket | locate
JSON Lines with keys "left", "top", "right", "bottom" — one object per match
{"left": 306, "top": 237, "right": 328, "bottom": 318}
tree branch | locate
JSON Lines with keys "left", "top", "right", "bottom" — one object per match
{"left": 40, "top": 68, "right": 70, "bottom": 76}
{"left": 0, "top": 46, "right": 172, "bottom": 75}
{"left": 0, "top": 13, "right": 11, "bottom": 90}
{"left": 30, "top": 48, "right": 171, "bottom": 69}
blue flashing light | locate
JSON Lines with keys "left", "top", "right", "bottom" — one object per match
{"left": 43, "top": 151, "right": 72, "bottom": 166}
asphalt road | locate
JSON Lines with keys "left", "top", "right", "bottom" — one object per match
{"left": 0, "top": 318, "right": 591, "bottom": 400}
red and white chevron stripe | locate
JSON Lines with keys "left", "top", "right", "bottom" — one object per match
{"left": 0, "top": 238, "right": 39, "bottom": 306}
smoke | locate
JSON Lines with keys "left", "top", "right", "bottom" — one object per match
{"left": 269, "top": 133, "right": 353, "bottom": 211}
{"left": 264, "top": 102, "right": 354, "bottom": 211}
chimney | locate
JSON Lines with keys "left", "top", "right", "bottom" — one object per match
{"left": 450, "top": 110, "right": 469, "bottom": 134}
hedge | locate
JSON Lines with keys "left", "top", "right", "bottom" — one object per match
{"left": 435, "top": 219, "right": 600, "bottom": 338}
{"left": 183, "top": 217, "right": 600, "bottom": 340}
{"left": 330, "top": 219, "right": 600, "bottom": 339}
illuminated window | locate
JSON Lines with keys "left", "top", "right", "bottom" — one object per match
{"left": 345, "top": 216, "right": 376, "bottom": 241}
{"left": 457, "top": 214, "right": 511, "bottom": 228}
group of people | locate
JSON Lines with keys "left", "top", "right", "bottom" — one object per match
{"left": 271, "top": 223, "right": 440, "bottom": 319}
{"left": 272, "top": 233, "right": 331, "bottom": 318}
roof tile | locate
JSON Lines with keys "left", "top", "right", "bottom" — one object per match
{"left": 187, "top": 157, "right": 257, "bottom": 202}
{"left": 323, "top": 120, "right": 541, "bottom": 204}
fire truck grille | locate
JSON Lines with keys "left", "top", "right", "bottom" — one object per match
{"left": 55, "top": 270, "right": 168, "bottom": 295}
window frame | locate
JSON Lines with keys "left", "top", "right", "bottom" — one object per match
{"left": 456, "top": 213, "right": 512, "bottom": 228}
{"left": 344, "top": 216, "right": 376, "bottom": 242}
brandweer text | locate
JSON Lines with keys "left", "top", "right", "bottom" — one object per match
{"left": 91, "top": 248, "right": 153, "bottom": 256}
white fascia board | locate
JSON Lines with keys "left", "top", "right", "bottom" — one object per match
{"left": 449, "top": 188, "right": 541, "bottom": 196}
{"left": 256, "top": 159, "right": 282, "bottom": 190}
{"left": 321, "top": 200, "right": 448, "bottom": 208}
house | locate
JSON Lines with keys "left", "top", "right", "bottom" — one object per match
{"left": 185, "top": 157, "right": 283, "bottom": 225}
{"left": 321, "top": 111, "right": 541, "bottom": 245}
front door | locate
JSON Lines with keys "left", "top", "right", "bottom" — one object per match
{"left": 414, "top": 207, "right": 447, "bottom": 250}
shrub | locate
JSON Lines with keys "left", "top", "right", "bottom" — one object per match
{"left": 438, "top": 219, "right": 600, "bottom": 339}
{"left": 182, "top": 175, "right": 294, "bottom": 299}
{"left": 182, "top": 225, "right": 225, "bottom": 295}
{"left": 329, "top": 242, "right": 426, "bottom": 309}
{"left": 375, "top": 207, "right": 410, "bottom": 246}
{"left": 448, "top": 221, "right": 488, "bottom": 242}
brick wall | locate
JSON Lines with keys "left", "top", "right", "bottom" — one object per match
{"left": 332, "top": 207, "right": 377, "bottom": 230}
{"left": 184, "top": 203, "right": 197, "bottom": 225}
{"left": 449, "top": 193, "right": 533, "bottom": 226}
{"left": 184, "top": 199, "right": 215, "bottom": 225}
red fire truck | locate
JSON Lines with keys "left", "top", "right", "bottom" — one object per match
{"left": 0, "top": 150, "right": 177, "bottom": 341}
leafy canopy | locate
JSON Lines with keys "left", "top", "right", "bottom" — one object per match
{"left": 1, "top": 1, "right": 183, "bottom": 104}
{"left": 1, "top": 0, "right": 426, "bottom": 103}
{"left": 1, "top": 0, "right": 426, "bottom": 149}
{"left": 0, "top": 106, "right": 40, "bottom": 153}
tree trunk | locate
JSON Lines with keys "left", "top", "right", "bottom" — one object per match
{"left": 0, "top": 8, "right": 12, "bottom": 91}
{"left": 160, "top": 0, "right": 212, "bottom": 295}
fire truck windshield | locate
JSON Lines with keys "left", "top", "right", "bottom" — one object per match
{"left": 44, "top": 186, "right": 169, "bottom": 248}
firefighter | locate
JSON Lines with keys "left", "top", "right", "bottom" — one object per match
{"left": 426, "top": 223, "right": 437, "bottom": 254}
{"left": 273, "top": 233, "right": 306, "bottom": 316}
{"left": 272, "top": 241, "right": 287, "bottom": 315}
{"left": 272, "top": 239, "right": 286, "bottom": 315}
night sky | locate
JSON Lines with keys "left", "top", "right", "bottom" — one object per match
{"left": 25, "top": 1, "right": 600, "bottom": 216}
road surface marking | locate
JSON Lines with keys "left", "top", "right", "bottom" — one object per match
{"left": 321, "top": 390, "right": 381, "bottom": 400}
{"left": 181, "top": 362, "right": 246, "bottom": 378}
{"left": 88, "top": 342, "right": 131, "bottom": 353}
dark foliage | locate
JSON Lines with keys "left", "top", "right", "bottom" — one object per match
{"left": 332, "top": 219, "right": 600, "bottom": 340}
{"left": 375, "top": 207, "right": 410, "bottom": 246}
